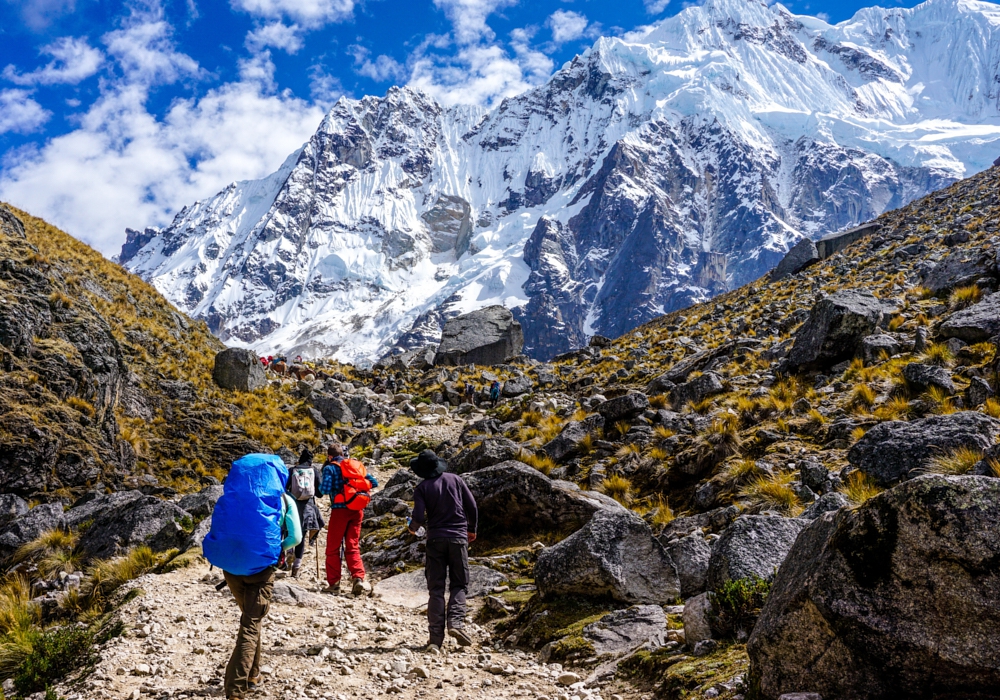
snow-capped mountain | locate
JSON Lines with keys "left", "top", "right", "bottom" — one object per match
{"left": 120, "top": 0, "right": 1000, "bottom": 363}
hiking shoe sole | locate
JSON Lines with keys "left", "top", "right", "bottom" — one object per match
{"left": 448, "top": 628, "right": 474, "bottom": 646}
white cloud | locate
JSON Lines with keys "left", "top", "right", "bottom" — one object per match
{"left": 308, "top": 65, "right": 345, "bottom": 107}
{"left": 3, "top": 36, "right": 104, "bottom": 86}
{"left": 8, "top": 0, "right": 76, "bottom": 32}
{"left": 0, "top": 90, "right": 51, "bottom": 134}
{"left": 432, "top": 0, "right": 517, "bottom": 44}
{"left": 644, "top": 0, "right": 670, "bottom": 15}
{"left": 246, "top": 21, "right": 304, "bottom": 54}
{"left": 348, "top": 46, "right": 406, "bottom": 83}
{"left": 231, "top": 0, "right": 354, "bottom": 28}
{"left": 547, "top": 10, "right": 589, "bottom": 44}
{"left": 409, "top": 43, "right": 541, "bottom": 107}
{"left": 104, "top": 16, "right": 202, "bottom": 85}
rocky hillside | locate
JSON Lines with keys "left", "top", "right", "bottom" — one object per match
{"left": 0, "top": 204, "right": 323, "bottom": 500}
{"left": 119, "top": 0, "right": 1000, "bottom": 363}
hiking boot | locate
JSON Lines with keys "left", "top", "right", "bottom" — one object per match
{"left": 351, "top": 577, "right": 371, "bottom": 596}
{"left": 323, "top": 581, "right": 342, "bottom": 595}
{"left": 421, "top": 642, "right": 442, "bottom": 655}
{"left": 291, "top": 564, "right": 301, "bottom": 578}
{"left": 448, "top": 627, "right": 474, "bottom": 647}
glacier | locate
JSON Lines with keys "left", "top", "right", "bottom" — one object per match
{"left": 121, "top": 0, "right": 1000, "bottom": 363}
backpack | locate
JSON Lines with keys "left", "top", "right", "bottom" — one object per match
{"left": 330, "top": 458, "right": 372, "bottom": 511}
{"left": 289, "top": 466, "right": 316, "bottom": 500}
{"left": 490, "top": 382, "right": 500, "bottom": 399}
{"left": 203, "top": 454, "right": 288, "bottom": 576}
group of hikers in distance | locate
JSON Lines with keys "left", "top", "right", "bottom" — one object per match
{"left": 203, "top": 443, "right": 478, "bottom": 700}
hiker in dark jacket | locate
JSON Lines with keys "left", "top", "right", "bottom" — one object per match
{"left": 285, "top": 449, "right": 325, "bottom": 578}
{"left": 408, "top": 450, "right": 478, "bottom": 652}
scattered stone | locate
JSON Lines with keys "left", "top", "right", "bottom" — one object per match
{"left": 671, "top": 372, "right": 725, "bottom": 410}
{"left": 902, "top": 362, "right": 956, "bottom": 395}
{"left": 597, "top": 392, "right": 650, "bottom": 423}
{"left": 966, "top": 377, "right": 993, "bottom": 409}
{"left": 771, "top": 238, "right": 820, "bottom": 281}
{"left": 582, "top": 605, "right": 667, "bottom": 656}
{"left": 373, "top": 566, "right": 505, "bottom": 609}
{"left": 212, "top": 348, "right": 265, "bottom": 392}
{"left": 452, "top": 438, "right": 521, "bottom": 474}
{"left": 787, "top": 291, "right": 885, "bottom": 371}
{"left": 940, "top": 292, "right": 1000, "bottom": 343}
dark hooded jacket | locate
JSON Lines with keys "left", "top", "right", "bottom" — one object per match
{"left": 409, "top": 450, "right": 478, "bottom": 540}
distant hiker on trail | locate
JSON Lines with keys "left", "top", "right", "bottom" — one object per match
{"left": 408, "top": 450, "right": 478, "bottom": 652}
{"left": 286, "top": 448, "right": 325, "bottom": 578}
{"left": 387, "top": 375, "right": 397, "bottom": 393}
{"left": 489, "top": 380, "right": 501, "bottom": 407}
{"left": 203, "top": 454, "right": 302, "bottom": 700}
{"left": 319, "top": 443, "right": 377, "bottom": 596}
{"left": 464, "top": 382, "right": 475, "bottom": 406}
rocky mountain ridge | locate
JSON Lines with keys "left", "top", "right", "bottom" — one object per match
{"left": 120, "top": 0, "right": 1000, "bottom": 363}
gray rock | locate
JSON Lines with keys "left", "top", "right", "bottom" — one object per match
{"left": 748, "top": 476, "right": 1000, "bottom": 700}
{"left": 272, "top": 582, "right": 326, "bottom": 607}
{"left": 848, "top": 411, "right": 1000, "bottom": 486}
{"left": 770, "top": 238, "right": 820, "bottom": 281}
{"left": 787, "top": 291, "right": 885, "bottom": 371}
{"left": 940, "top": 292, "right": 1000, "bottom": 343}
{"left": 582, "top": 605, "right": 667, "bottom": 656}
{"left": 913, "top": 326, "right": 930, "bottom": 353}
{"left": 373, "top": 565, "right": 505, "bottom": 609}
{"left": 64, "top": 490, "right": 145, "bottom": 529}
{"left": 644, "top": 373, "right": 676, "bottom": 396}
{"left": 544, "top": 415, "right": 605, "bottom": 462}
{"left": 659, "top": 506, "right": 740, "bottom": 540}
{"left": 535, "top": 509, "right": 681, "bottom": 604}
{"left": 777, "top": 695, "right": 822, "bottom": 700}
{"left": 665, "top": 531, "right": 711, "bottom": 598}
{"left": 0, "top": 503, "right": 66, "bottom": 561}
{"left": 462, "top": 461, "right": 622, "bottom": 537}
{"left": 434, "top": 306, "right": 524, "bottom": 366}
{"left": 502, "top": 375, "right": 534, "bottom": 397}
{"left": 78, "top": 495, "right": 192, "bottom": 559}
{"left": 671, "top": 371, "right": 725, "bottom": 410}
{"left": 452, "top": 438, "right": 521, "bottom": 475}
{"left": 919, "top": 248, "right": 994, "bottom": 295}
{"left": 177, "top": 485, "right": 224, "bottom": 518}
{"left": 310, "top": 393, "right": 355, "bottom": 426}
{"left": 212, "top": 348, "right": 265, "bottom": 392}
{"left": 799, "top": 492, "right": 849, "bottom": 520}
{"left": 683, "top": 592, "right": 713, "bottom": 645}
{"left": 597, "top": 391, "right": 650, "bottom": 423}
{"left": 799, "top": 462, "right": 831, "bottom": 495}
{"left": 966, "top": 377, "right": 993, "bottom": 409}
{"left": 0, "top": 494, "right": 28, "bottom": 527}
{"left": 902, "top": 362, "right": 956, "bottom": 395}
{"left": 589, "top": 335, "right": 612, "bottom": 348}
{"left": 860, "top": 334, "right": 899, "bottom": 364}
{"left": 706, "top": 515, "right": 810, "bottom": 590}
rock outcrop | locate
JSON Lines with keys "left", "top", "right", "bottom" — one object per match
{"left": 939, "top": 292, "right": 1000, "bottom": 343}
{"left": 749, "top": 476, "right": 1000, "bottom": 700}
{"left": 848, "top": 412, "right": 1000, "bottom": 486}
{"left": 706, "top": 515, "right": 810, "bottom": 590}
{"left": 786, "top": 291, "right": 885, "bottom": 371}
{"left": 212, "top": 348, "right": 266, "bottom": 392}
{"left": 434, "top": 306, "right": 524, "bottom": 367}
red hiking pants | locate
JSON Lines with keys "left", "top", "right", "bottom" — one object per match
{"left": 326, "top": 508, "right": 365, "bottom": 585}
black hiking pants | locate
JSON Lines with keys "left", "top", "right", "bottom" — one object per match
{"left": 425, "top": 537, "right": 469, "bottom": 646}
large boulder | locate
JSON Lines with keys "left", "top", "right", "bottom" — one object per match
{"left": 502, "top": 374, "right": 534, "bottom": 397}
{"left": 848, "top": 412, "right": 1000, "bottom": 486}
{"left": 177, "top": 485, "right": 225, "bottom": 518}
{"left": 940, "top": 292, "right": 1000, "bottom": 343}
{"left": 770, "top": 238, "right": 820, "bottom": 281}
{"left": 706, "top": 515, "right": 810, "bottom": 590}
{"left": 535, "top": 510, "right": 681, "bottom": 604}
{"left": 670, "top": 372, "right": 725, "bottom": 410}
{"left": 918, "top": 248, "right": 995, "bottom": 296}
{"left": 0, "top": 503, "right": 66, "bottom": 561}
{"left": 664, "top": 531, "right": 712, "bottom": 598}
{"left": 787, "top": 291, "right": 885, "bottom": 371}
{"left": 544, "top": 414, "right": 605, "bottom": 462}
{"left": 0, "top": 494, "right": 29, "bottom": 527}
{"left": 597, "top": 392, "right": 649, "bottom": 423}
{"left": 902, "top": 362, "right": 956, "bottom": 395}
{"left": 212, "top": 348, "right": 265, "bottom": 392}
{"left": 748, "top": 475, "right": 1000, "bottom": 700}
{"left": 310, "top": 393, "right": 355, "bottom": 425}
{"left": 452, "top": 437, "right": 521, "bottom": 474}
{"left": 462, "top": 461, "right": 622, "bottom": 538}
{"left": 434, "top": 306, "right": 524, "bottom": 366}
{"left": 64, "top": 490, "right": 145, "bottom": 529}
{"left": 78, "top": 494, "right": 192, "bottom": 559}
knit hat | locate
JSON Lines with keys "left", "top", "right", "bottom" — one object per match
{"left": 410, "top": 450, "right": 448, "bottom": 479}
{"left": 298, "top": 448, "right": 314, "bottom": 465}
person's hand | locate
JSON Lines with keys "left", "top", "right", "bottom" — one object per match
{"left": 408, "top": 529, "right": 418, "bottom": 536}
{"left": 467, "top": 532, "right": 477, "bottom": 543}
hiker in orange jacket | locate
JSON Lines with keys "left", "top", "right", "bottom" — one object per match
{"left": 319, "top": 443, "right": 377, "bottom": 596}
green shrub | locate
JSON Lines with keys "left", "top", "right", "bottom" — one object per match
{"left": 12, "top": 625, "right": 95, "bottom": 696}
{"left": 710, "top": 576, "right": 771, "bottom": 639}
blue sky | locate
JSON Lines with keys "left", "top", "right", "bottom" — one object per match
{"left": 0, "top": 0, "right": 915, "bottom": 255}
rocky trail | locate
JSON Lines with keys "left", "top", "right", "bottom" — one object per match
{"left": 66, "top": 525, "right": 644, "bottom": 700}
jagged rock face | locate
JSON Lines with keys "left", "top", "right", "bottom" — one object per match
{"left": 122, "top": 0, "right": 1000, "bottom": 363}
{"left": 748, "top": 476, "right": 1000, "bottom": 700}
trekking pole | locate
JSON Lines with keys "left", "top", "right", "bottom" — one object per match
{"left": 315, "top": 536, "right": 320, "bottom": 581}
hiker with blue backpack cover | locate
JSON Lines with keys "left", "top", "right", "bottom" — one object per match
{"left": 203, "top": 454, "right": 302, "bottom": 700}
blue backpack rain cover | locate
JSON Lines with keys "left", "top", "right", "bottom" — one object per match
{"left": 203, "top": 454, "right": 289, "bottom": 576}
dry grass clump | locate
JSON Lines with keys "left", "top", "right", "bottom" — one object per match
{"left": 653, "top": 426, "right": 676, "bottom": 441}
{"left": 519, "top": 451, "right": 556, "bottom": 476}
{"left": 601, "top": 474, "right": 633, "bottom": 506}
{"left": 926, "top": 386, "right": 957, "bottom": 414}
{"left": 924, "top": 447, "right": 984, "bottom": 476}
{"left": 983, "top": 398, "right": 1000, "bottom": 419}
{"left": 646, "top": 494, "right": 674, "bottom": 526}
{"left": 949, "top": 284, "right": 982, "bottom": 309}
{"left": 840, "top": 472, "right": 881, "bottom": 505}
{"left": 873, "top": 396, "right": 912, "bottom": 421}
{"left": 521, "top": 410, "right": 543, "bottom": 427}
{"left": 847, "top": 384, "right": 877, "bottom": 412}
{"left": 693, "top": 415, "right": 742, "bottom": 472}
{"left": 738, "top": 472, "right": 799, "bottom": 514}
{"left": 920, "top": 343, "right": 954, "bottom": 368}
{"left": 649, "top": 394, "right": 669, "bottom": 409}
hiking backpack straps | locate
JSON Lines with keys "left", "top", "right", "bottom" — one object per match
{"left": 289, "top": 465, "right": 316, "bottom": 500}
{"left": 331, "top": 458, "right": 371, "bottom": 511}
